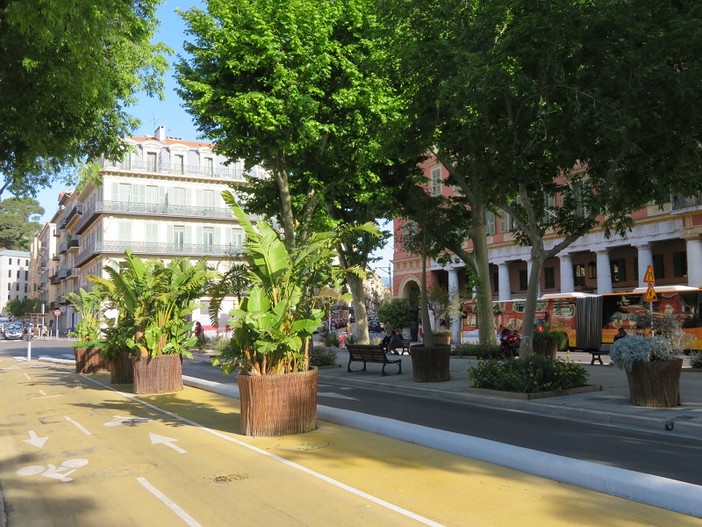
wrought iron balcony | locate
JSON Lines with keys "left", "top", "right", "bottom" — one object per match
{"left": 75, "top": 200, "right": 236, "bottom": 233}
{"left": 76, "top": 239, "right": 243, "bottom": 266}
{"left": 98, "top": 157, "right": 249, "bottom": 181}
{"left": 672, "top": 193, "right": 702, "bottom": 212}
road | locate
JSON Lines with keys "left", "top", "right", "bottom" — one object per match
{"left": 1, "top": 340, "right": 701, "bottom": 526}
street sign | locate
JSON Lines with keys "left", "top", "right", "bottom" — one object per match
{"left": 53, "top": 309, "right": 61, "bottom": 317}
{"left": 643, "top": 264, "right": 656, "bottom": 284}
{"left": 644, "top": 283, "right": 658, "bottom": 303}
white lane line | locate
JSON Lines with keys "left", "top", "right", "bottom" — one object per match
{"left": 83, "top": 376, "right": 444, "bottom": 527}
{"left": 38, "top": 389, "right": 47, "bottom": 396}
{"left": 65, "top": 416, "right": 93, "bottom": 436}
{"left": 137, "top": 477, "right": 202, "bottom": 527}
{"left": 23, "top": 373, "right": 31, "bottom": 380}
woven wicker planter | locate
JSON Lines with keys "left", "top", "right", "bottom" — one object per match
{"left": 410, "top": 345, "right": 451, "bottom": 382}
{"left": 132, "top": 354, "right": 184, "bottom": 394}
{"left": 74, "top": 347, "right": 110, "bottom": 374}
{"left": 110, "top": 351, "right": 134, "bottom": 385}
{"left": 237, "top": 368, "right": 318, "bottom": 437}
{"left": 625, "top": 358, "right": 682, "bottom": 407}
{"left": 532, "top": 340, "right": 558, "bottom": 359}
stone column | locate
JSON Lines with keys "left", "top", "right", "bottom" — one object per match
{"left": 635, "top": 243, "right": 653, "bottom": 287}
{"left": 497, "top": 262, "right": 511, "bottom": 301}
{"left": 596, "top": 249, "right": 613, "bottom": 294}
{"left": 558, "top": 253, "right": 575, "bottom": 292}
{"left": 686, "top": 237, "right": 702, "bottom": 287}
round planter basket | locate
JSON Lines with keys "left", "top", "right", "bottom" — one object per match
{"left": 625, "top": 358, "right": 682, "bottom": 407}
{"left": 110, "top": 351, "right": 134, "bottom": 385}
{"left": 132, "top": 354, "right": 184, "bottom": 394}
{"left": 532, "top": 340, "right": 558, "bottom": 359}
{"left": 410, "top": 345, "right": 451, "bottom": 382}
{"left": 237, "top": 368, "right": 318, "bottom": 437}
{"left": 74, "top": 347, "right": 110, "bottom": 374}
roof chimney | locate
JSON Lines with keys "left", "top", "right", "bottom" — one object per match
{"left": 154, "top": 125, "right": 166, "bottom": 141}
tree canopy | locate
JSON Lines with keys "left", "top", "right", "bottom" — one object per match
{"left": 0, "top": 197, "right": 43, "bottom": 250}
{"left": 382, "top": 0, "right": 702, "bottom": 352}
{"left": 0, "top": 0, "right": 170, "bottom": 199}
{"left": 177, "top": 0, "right": 409, "bottom": 342}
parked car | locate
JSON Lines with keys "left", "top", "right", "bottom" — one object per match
{"left": 368, "top": 319, "right": 384, "bottom": 333}
{"left": 3, "top": 322, "right": 23, "bottom": 340}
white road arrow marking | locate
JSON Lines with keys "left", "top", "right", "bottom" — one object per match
{"left": 318, "top": 391, "right": 359, "bottom": 401}
{"left": 24, "top": 430, "right": 48, "bottom": 448}
{"left": 149, "top": 433, "right": 187, "bottom": 454}
{"left": 38, "top": 389, "right": 47, "bottom": 396}
{"left": 23, "top": 373, "right": 31, "bottom": 380}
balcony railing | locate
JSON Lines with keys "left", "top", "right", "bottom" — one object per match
{"left": 98, "top": 157, "right": 252, "bottom": 181}
{"left": 76, "top": 240, "right": 243, "bottom": 266}
{"left": 672, "top": 193, "right": 702, "bottom": 212}
{"left": 75, "top": 200, "right": 236, "bottom": 233}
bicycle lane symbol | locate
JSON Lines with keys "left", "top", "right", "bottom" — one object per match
{"left": 17, "top": 458, "right": 89, "bottom": 482}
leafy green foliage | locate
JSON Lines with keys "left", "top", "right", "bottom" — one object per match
{"left": 309, "top": 346, "right": 337, "bottom": 368}
{"left": 468, "top": 356, "right": 589, "bottom": 394}
{"left": 454, "top": 343, "right": 505, "bottom": 359}
{"left": 90, "top": 251, "right": 212, "bottom": 358}
{"left": 376, "top": 298, "right": 411, "bottom": 331}
{"left": 0, "top": 198, "right": 43, "bottom": 250}
{"left": 65, "top": 288, "right": 102, "bottom": 349}
{"left": 4, "top": 297, "right": 42, "bottom": 317}
{"left": 213, "top": 193, "right": 350, "bottom": 375}
{"left": 0, "top": 0, "right": 169, "bottom": 198}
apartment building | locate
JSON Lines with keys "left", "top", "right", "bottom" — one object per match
{"left": 40, "top": 126, "right": 261, "bottom": 335}
{"left": 0, "top": 250, "right": 31, "bottom": 315}
{"left": 392, "top": 156, "right": 702, "bottom": 340}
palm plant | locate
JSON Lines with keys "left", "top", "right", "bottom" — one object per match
{"left": 65, "top": 287, "right": 102, "bottom": 349}
{"left": 90, "top": 251, "right": 213, "bottom": 358}
{"left": 213, "top": 192, "right": 372, "bottom": 376}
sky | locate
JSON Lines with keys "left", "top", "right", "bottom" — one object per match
{"left": 30, "top": 0, "right": 394, "bottom": 277}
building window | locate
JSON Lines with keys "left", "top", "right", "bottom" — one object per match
{"left": 588, "top": 261, "right": 597, "bottom": 279}
{"left": 485, "top": 211, "right": 496, "bottom": 236}
{"left": 16, "top": 270, "right": 20, "bottom": 278}
{"left": 24, "top": 284, "right": 27, "bottom": 293}
{"left": 7, "top": 270, "right": 9, "bottom": 278}
{"left": 519, "top": 269, "right": 528, "bottom": 290}
{"left": 203, "top": 227, "right": 214, "bottom": 252}
{"left": 174, "top": 154, "right": 185, "bottom": 174}
{"left": 230, "top": 228, "right": 243, "bottom": 251}
{"left": 653, "top": 254, "right": 665, "bottom": 279}
{"left": 574, "top": 264, "right": 586, "bottom": 286}
{"left": 204, "top": 157, "right": 214, "bottom": 177}
{"left": 610, "top": 258, "right": 626, "bottom": 283}
{"left": 492, "top": 270, "right": 499, "bottom": 293}
{"left": 8, "top": 258, "right": 11, "bottom": 265}
{"left": 203, "top": 190, "right": 215, "bottom": 209}
{"left": 174, "top": 226, "right": 185, "bottom": 250}
{"left": 430, "top": 166, "right": 442, "bottom": 197}
{"left": 673, "top": 251, "right": 687, "bottom": 278}
{"left": 25, "top": 270, "right": 28, "bottom": 280}
{"left": 16, "top": 283, "right": 19, "bottom": 291}
{"left": 173, "top": 187, "right": 186, "bottom": 206}
{"left": 544, "top": 267, "right": 555, "bottom": 289}
{"left": 118, "top": 183, "right": 132, "bottom": 203}
{"left": 146, "top": 152, "right": 158, "bottom": 172}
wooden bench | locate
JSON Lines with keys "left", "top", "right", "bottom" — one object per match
{"left": 590, "top": 344, "right": 610, "bottom": 365}
{"left": 389, "top": 339, "right": 412, "bottom": 356}
{"left": 346, "top": 344, "right": 402, "bottom": 376}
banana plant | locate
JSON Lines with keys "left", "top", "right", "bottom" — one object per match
{"left": 213, "top": 191, "right": 377, "bottom": 376}
{"left": 90, "top": 251, "right": 214, "bottom": 358}
{"left": 65, "top": 287, "right": 102, "bottom": 349}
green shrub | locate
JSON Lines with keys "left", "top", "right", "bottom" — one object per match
{"left": 533, "top": 329, "right": 569, "bottom": 351}
{"left": 690, "top": 352, "right": 702, "bottom": 369}
{"left": 454, "top": 343, "right": 506, "bottom": 358}
{"left": 322, "top": 330, "right": 340, "bottom": 347}
{"left": 310, "top": 346, "right": 337, "bottom": 367}
{"left": 467, "top": 355, "right": 589, "bottom": 393}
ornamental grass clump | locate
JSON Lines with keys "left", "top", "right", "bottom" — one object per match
{"left": 467, "top": 355, "right": 588, "bottom": 394}
{"left": 610, "top": 335, "right": 675, "bottom": 372}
